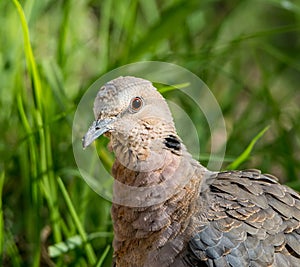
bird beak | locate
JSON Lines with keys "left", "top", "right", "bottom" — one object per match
{"left": 82, "top": 118, "right": 115, "bottom": 148}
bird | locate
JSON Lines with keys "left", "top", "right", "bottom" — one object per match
{"left": 82, "top": 76, "right": 300, "bottom": 267}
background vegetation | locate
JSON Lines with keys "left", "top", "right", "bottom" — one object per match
{"left": 1, "top": 0, "right": 300, "bottom": 266}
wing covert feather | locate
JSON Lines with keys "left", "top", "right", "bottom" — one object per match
{"left": 187, "top": 170, "right": 300, "bottom": 266}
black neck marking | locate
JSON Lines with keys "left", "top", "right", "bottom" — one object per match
{"left": 164, "top": 135, "right": 181, "bottom": 151}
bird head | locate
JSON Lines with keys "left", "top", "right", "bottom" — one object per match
{"left": 83, "top": 76, "right": 182, "bottom": 170}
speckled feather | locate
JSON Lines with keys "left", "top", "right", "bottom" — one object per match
{"left": 83, "top": 76, "right": 300, "bottom": 267}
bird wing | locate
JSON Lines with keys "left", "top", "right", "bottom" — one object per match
{"left": 186, "top": 169, "right": 300, "bottom": 267}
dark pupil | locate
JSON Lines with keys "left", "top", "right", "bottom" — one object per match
{"left": 132, "top": 98, "right": 141, "bottom": 109}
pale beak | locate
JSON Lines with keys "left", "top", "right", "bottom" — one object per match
{"left": 82, "top": 118, "right": 115, "bottom": 148}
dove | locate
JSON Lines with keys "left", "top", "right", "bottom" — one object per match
{"left": 83, "top": 76, "right": 300, "bottom": 267}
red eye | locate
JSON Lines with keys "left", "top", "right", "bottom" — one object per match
{"left": 130, "top": 97, "right": 143, "bottom": 111}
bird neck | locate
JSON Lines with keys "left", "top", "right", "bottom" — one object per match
{"left": 109, "top": 119, "right": 180, "bottom": 172}
{"left": 111, "top": 150, "right": 206, "bottom": 266}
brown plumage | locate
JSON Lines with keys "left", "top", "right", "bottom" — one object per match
{"left": 83, "top": 76, "right": 300, "bottom": 267}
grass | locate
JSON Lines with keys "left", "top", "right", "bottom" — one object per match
{"left": 1, "top": 0, "right": 300, "bottom": 266}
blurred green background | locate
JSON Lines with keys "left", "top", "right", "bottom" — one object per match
{"left": 1, "top": 0, "right": 300, "bottom": 266}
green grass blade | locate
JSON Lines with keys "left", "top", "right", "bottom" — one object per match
{"left": 16, "top": 93, "right": 42, "bottom": 267}
{"left": 57, "top": 177, "right": 97, "bottom": 265}
{"left": 13, "top": 0, "right": 62, "bottom": 247}
{"left": 95, "top": 245, "right": 111, "bottom": 267}
{"left": 129, "top": 1, "right": 198, "bottom": 61}
{"left": 49, "top": 232, "right": 113, "bottom": 258}
{"left": 158, "top": 82, "right": 190, "bottom": 93}
{"left": 227, "top": 126, "right": 270, "bottom": 170}
{"left": 98, "top": 0, "right": 112, "bottom": 73}
{"left": 4, "top": 231, "right": 22, "bottom": 267}
{"left": 57, "top": 0, "right": 71, "bottom": 67}
{"left": 12, "top": 0, "right": 43, "bottom": 112}
{"left": 0, "top": 172, "right": 4, "bottom": 259}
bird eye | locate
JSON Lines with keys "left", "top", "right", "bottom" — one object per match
{"left": 130, "top": 97, "right": 143, "bottom": 112}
